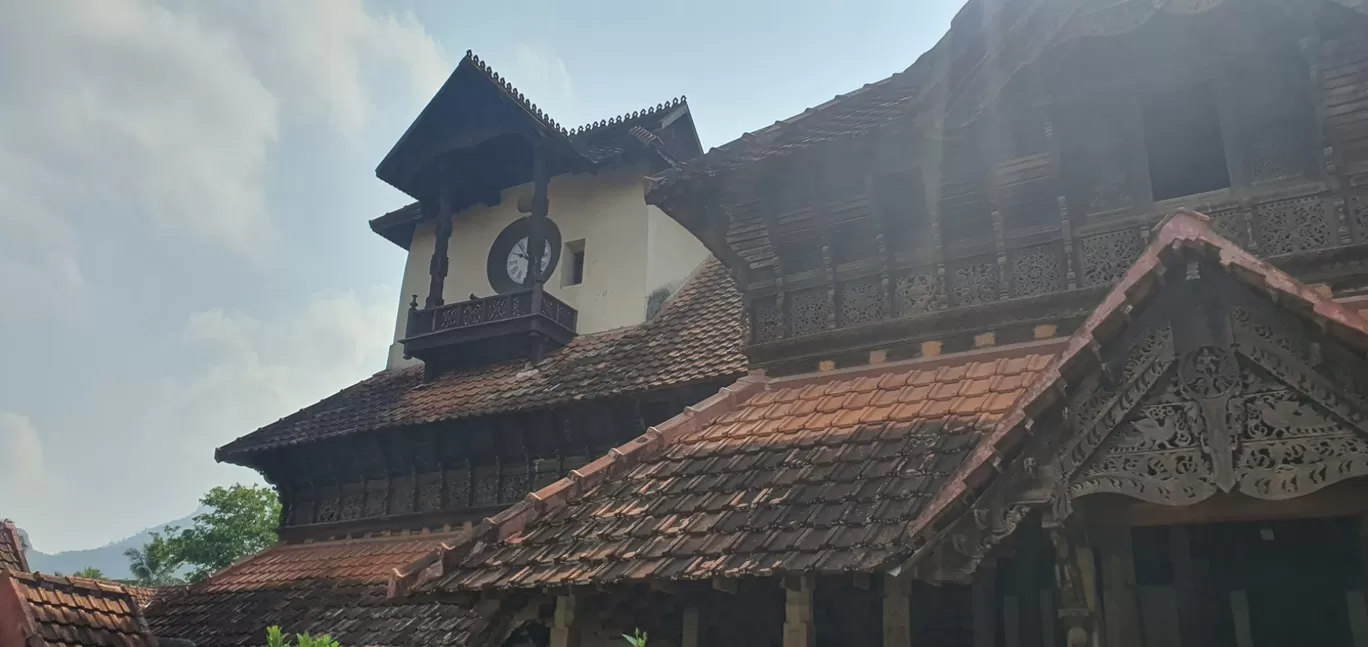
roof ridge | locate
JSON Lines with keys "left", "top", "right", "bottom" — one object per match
{"left": 387, "top": 374, "right": 769, "bottom": 598}
{"left": 903, "top": 207, "right": 1368, "bottom": 561}
{"left": 462, "top": 50, "right": 570, "bottom": 137}
{"left": 568, "top": 97, "right": 688, "bottom": 137}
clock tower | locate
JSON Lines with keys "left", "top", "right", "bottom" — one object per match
{"left": 371, "top": 52, "right": 710, "bottom": 373}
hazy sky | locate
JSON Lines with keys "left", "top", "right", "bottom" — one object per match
{"left": 0, "top": 0, "right": 961, "bottom": 552}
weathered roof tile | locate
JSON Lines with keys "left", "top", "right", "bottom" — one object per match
{"left": 396, "top": 342, "right": 1061, "bottom": 592}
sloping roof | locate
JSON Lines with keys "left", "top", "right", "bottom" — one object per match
{"left": 647, "top": 0, "right": 1368, "bottom": 199}
{"left": 144, "top": 533, "right": 485, "bottom": 647}
{"left": 1, "top": 521, "right": 26, "bottom": 573}
{"left": 370, "top": 96, "right": 701, "bottom": 250}
{"left": 908, "top": 209, "right": 1368, "bottom": 563}
{"left": 217, "top": 258, "right": 746, "bottom": 462}
{"left": 1, "top": 571, "right": 157, "bottom": 647}
{"left": 389, "top": 341, "right": 1060, "bottom": 594}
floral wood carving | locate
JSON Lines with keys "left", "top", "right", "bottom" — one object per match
{"left": 895, "top": 271, "right": 947, "bottom": 316}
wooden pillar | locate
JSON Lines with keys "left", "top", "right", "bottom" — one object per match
{"left": 525, "top": 139, "right": 550, "bottom": 289}
{"left": 783, "top": 576, "right": 815, "bottom": 647}
{"left": 426, "top": 173, "right": 455, "bottom": 308}
{"left": 1098, "top": 527, "right": 1140, "bottom": 647}
{"left": 883, "top": 574, "right": 911, "bottom": 647}
{"left": 551, "top": 593, "right": 581, "bottom": 647}
{"left": 1050, "top": 528, "right": 1099, "bottom": 647}
{"left": 1169, "top": 526, "right": 1198, "bottom": 647}
{"left": 682, "top": 607, "right": 700, "bottom": 647}
{"left": 973, "top": 562, "right": 998, "bottom": 647}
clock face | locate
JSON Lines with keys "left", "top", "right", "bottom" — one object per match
{"left": 487, "top": 217, "right": 562, "bottom": 294}
{"left": 504, "top": 237, "right": 553, "bottom": 285}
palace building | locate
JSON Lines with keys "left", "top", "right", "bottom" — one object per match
{"left": 150, "top": 0, "right": 1368, "bottom": 645}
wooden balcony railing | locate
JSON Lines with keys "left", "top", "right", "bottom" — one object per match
{"left": 402, "top": 286, "right": 578, "bottom": 368}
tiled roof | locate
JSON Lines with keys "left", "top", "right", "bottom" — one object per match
{"left": 390, "top": 341, "right": 1061, "bottom": 594}
{"left": 912, "top": 209, "right": 1368, "bottom": 553}
{"left": 145, "top": 533, "right": 486, "bottom": 647}
{"left": 217, "top": 258, "right": 746, "bottom": 461}
{"left": 647, "top": 0, "right": 1033, "bottom": 191}
{"left": 1, "top": 521, "right": 26, "bottom": 572}
{"left": 1, "top": 570, "right": 157, "bottom": 647}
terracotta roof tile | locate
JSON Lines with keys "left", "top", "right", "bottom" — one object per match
{"left": 3, "top": 571, "right": 156, "bottom": 647}
{"left": 217, "top": 259, "right": 746, "bottom": 461}
{"left": 1, "top": 521, "right": 26, "bottom": 573}
{"left": 146, "top": 533, "right": 484, "bottom": 647}
{"left": 393, "top": 342, "right": 1062, "bottom": 592}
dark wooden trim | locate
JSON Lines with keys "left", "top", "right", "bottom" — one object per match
{"left": 1080, "top": 479, "right": 1368, "bottom": 527}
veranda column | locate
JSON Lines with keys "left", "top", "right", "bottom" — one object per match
{"left": 783, "top": 576, "right": 815, "bottom": 647}
{"left": 550, "top": 593, "right": 581, "bottom": 647}
{"left": 426, "top": 169, "right": 455, "bottom": 308}
{"left": 882, "top": 574, "right": 911, "bottom": 647}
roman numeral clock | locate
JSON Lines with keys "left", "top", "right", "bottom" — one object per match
{"left": 486, "top": 216, "right": 562, "bottom": 294}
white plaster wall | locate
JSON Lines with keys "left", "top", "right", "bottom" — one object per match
{"left": 645, "top": 204, "right": 710, "bottom": 310}
{"left": 384, "top": 162, "right": 708, "bottom": 370}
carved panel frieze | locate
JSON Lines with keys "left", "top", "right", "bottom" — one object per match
{"left": 339, "top": 482, "right": 364, "bottom": 521}
{"left": 315, "top": 485, "right": 340, "bottom": 523}
{"left": 789, "top": 287, "right": 832, "bottom": 337}
{"left": 444, "top": 467, "right": 471, "bottom": 508}
{"left": 949, "top": 258, "right": 1000, "bottom": 306}
{"left": 473, "top": 465, "right": 500, "bottom": 506}
{"left": 1078, "top": 228, "right": 1146, "bottom": 286}
{"left": 390, "top": 476, "right": 414, "bottom": 514}
{"left": 1011, "top": 244, "right": 1065, "bottom": 297}
{"left": 418, "top": 472, "right": 443, "bottom": 512}
{"left": 1206, "top": 207, "right": 1249, "bottom": 246}
{"left": 840, "top": 276, "right": 887, "bottom": 326}
{"left": 1237, "top": 387, "right": 1368, "bottom": 499}
{"left": 364, "top": 479, "right": 388, "bottom": 517}
{"left": 895, "top": 269, "right": 947, "bottom": 317}
{"left": 1254, "top": 195, "right": 1334, "bottom": 256}
{"left": 752, "top": 296, "right": 784, "bottom": 344}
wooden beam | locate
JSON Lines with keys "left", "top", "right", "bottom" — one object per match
{"left": 782, "top": 575, "right": 815, "bottom": 647}
{"left": 882, "top": 574, "right": 911, "bottom": 647}
{"left": 682, "top": 607, "right": 701, "bottom": 647}
{"left": 973, "top": 562, "right": 998, "bottom": 647}
{"left": 1082, "top": 480, "right": 1368, "bottom": 527}
{"left": 426, "top": 174, "right": 455, "bottom": 308}
{"left": 1098, "top": 527, "right": 1140, "bottom": 647}
{"left": 1169, "top": 526, "right": 1198, "bottom": 647}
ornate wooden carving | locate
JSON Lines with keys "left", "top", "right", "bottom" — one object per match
{"left": 920, "top": 257, "right": 1368, "bottom": 580}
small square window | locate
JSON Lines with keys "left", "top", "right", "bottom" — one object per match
{"left": 1143, "top": 83, "right": 1231, "bottom": 201}
{"left": 563, "top": 240, "right": 586, "bottom": 286}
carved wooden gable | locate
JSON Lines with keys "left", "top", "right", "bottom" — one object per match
{"left": 911, "top": 211, "right": 1368, "bottom": 581}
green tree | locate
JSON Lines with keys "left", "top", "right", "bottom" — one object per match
{"left": 162, "top": 484, "right": 280, "bottom": 582}
{"left": 70, "top": 567, "right": 106, "bottom": 580}
{"left": 124, "top": 533, "right": 182, "bottom": 586}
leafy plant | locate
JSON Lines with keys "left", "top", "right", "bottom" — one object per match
{"left": 124, "top": 534, "right": 183, "bottom": 586}
{"left": 156, "top": 484, "right": 281, "bottom": 582}
{"left": 266, "top": 626, "right": 338, "bottom": 647}
{"left": 622, "top": 628, "right": 648, "bottom": 647}
{"left": 70, "top": 567, "right": 106, "bottom": 580}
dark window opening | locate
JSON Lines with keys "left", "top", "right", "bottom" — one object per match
{"left": 1143, "top": 83, "right": 1230, "bottom": 201}
{"left": 562, "top": 240, "right": 585, "bottom": 286}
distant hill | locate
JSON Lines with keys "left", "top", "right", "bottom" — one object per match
{"left": 17, "top": 510, "right": 202, "bottom": 579}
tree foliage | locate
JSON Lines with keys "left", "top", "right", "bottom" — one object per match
{"left": 123, "top": 534, "right": 182, "bottom": 586}
{"left": 70, "top": 567, "right": 107, "bottom": 580}
{"left": 133, "top": 484, "right": 280, "bottom": 583}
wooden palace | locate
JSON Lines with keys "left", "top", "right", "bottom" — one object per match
{"left": 152, "top": 0, "right": 1368, "bottom": 645}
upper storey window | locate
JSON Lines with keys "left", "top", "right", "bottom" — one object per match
{"left": 1143, "top": 83, "right": 1231, "bottom": 201}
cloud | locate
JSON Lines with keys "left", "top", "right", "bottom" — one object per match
{"left": 0, "top": 0, "right": 449, "bottom": 282}
{"left": 0, "top": 413, "right": 45, "bottom": 487}
{"left": 508, "top": 43, "right": 575, "bottom": 117}
{"left": 149, "top": 286, "right": 396, "bottom": 459}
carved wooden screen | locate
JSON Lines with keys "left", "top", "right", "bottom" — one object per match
{"left": 923, "top": 254, "right": 1368, "bottom": 579}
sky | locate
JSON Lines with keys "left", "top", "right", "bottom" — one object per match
{"left": 0, "top": 0, "right": 962, "bottom": 553}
